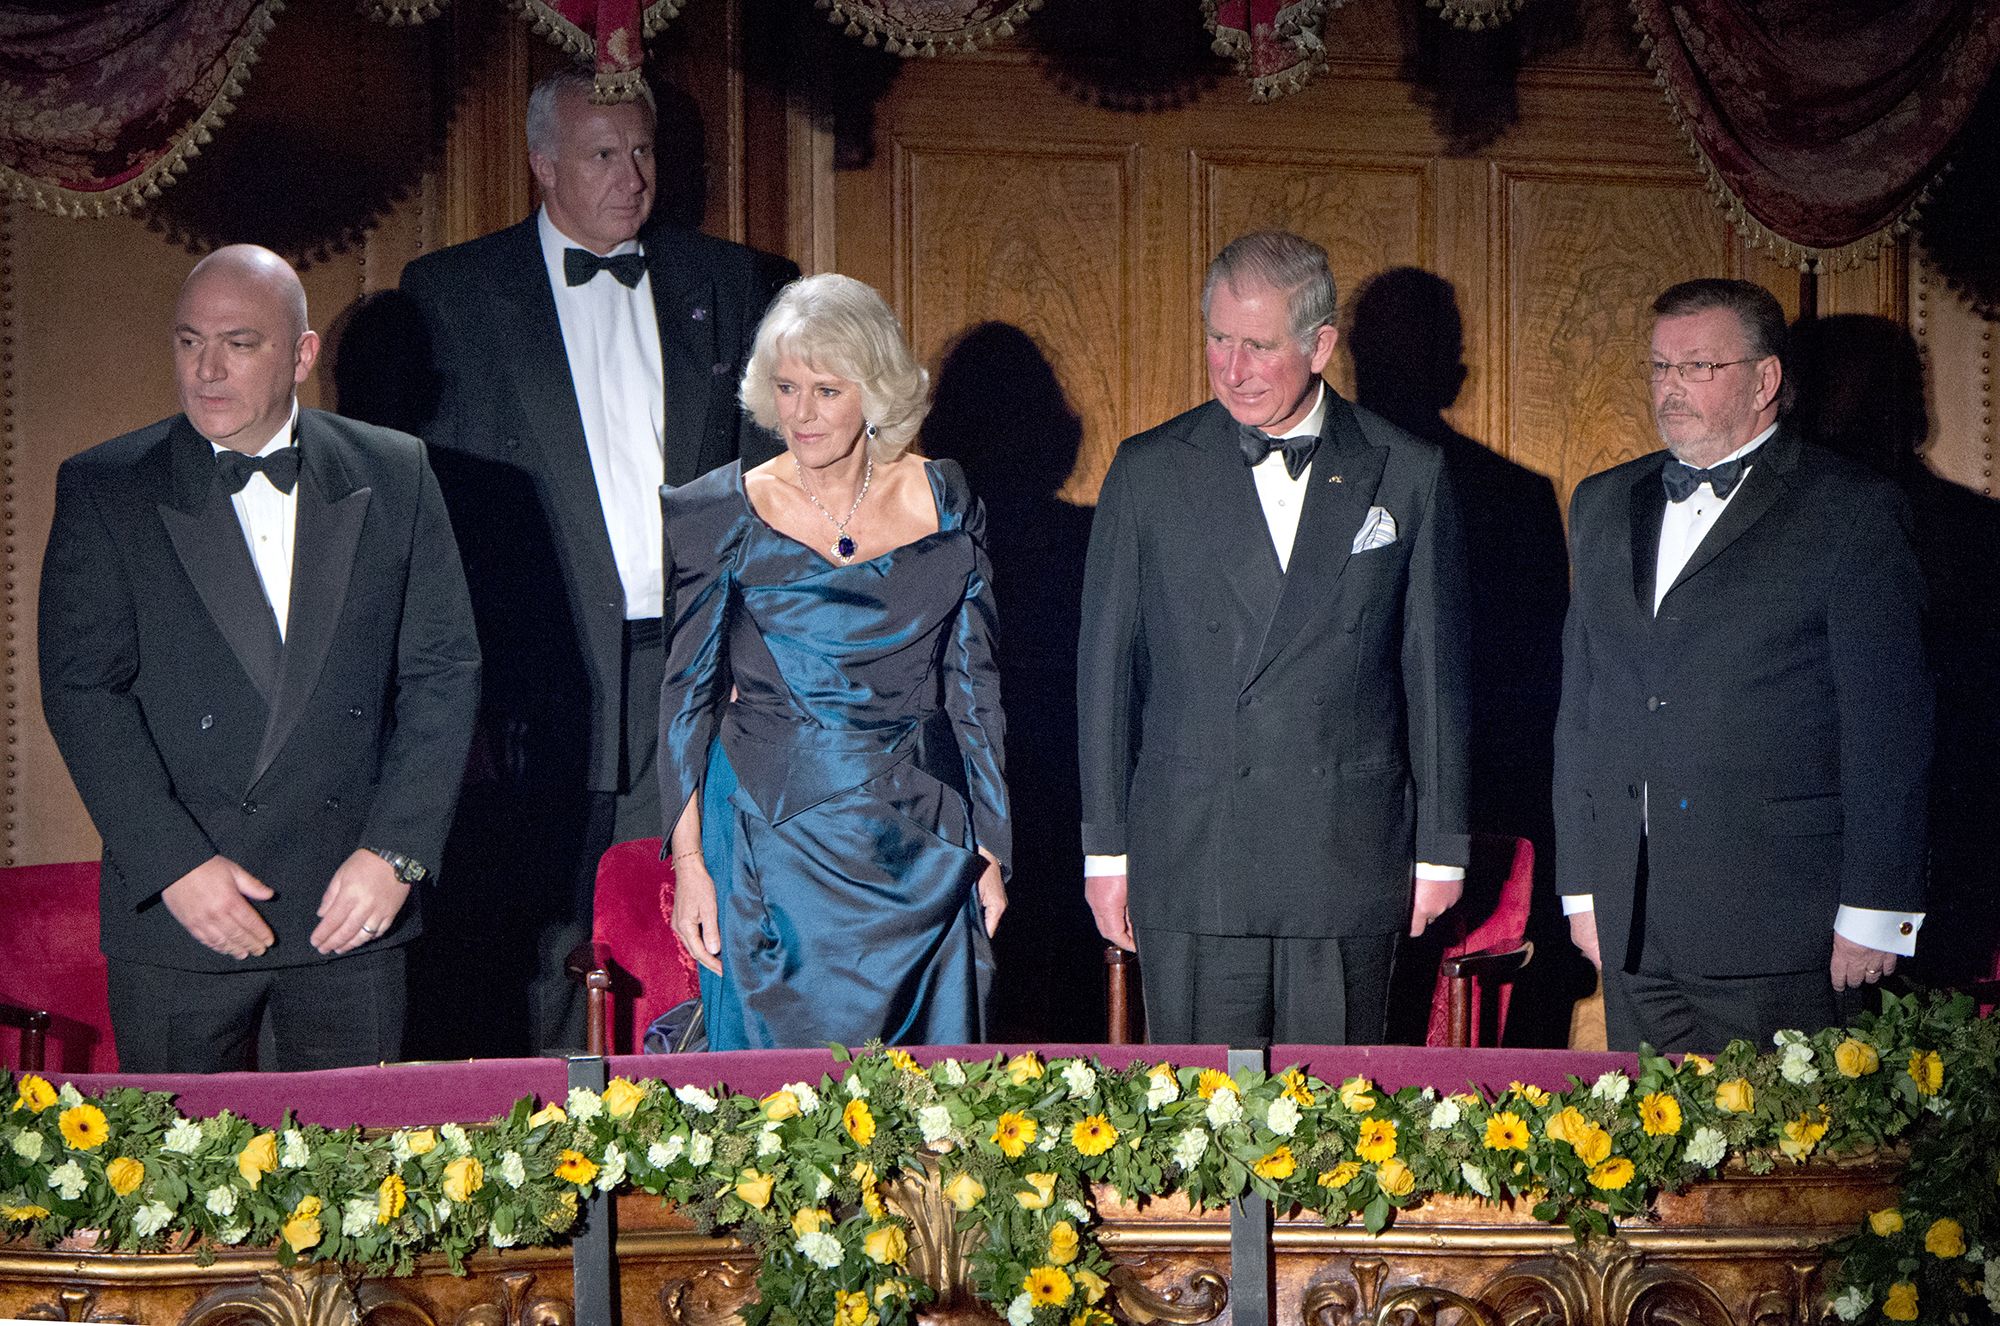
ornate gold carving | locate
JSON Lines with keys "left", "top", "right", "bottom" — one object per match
{"left": 658, "top": 1262, "right": 757, "bottom": 1326}
{"left": 1304, "top": 1257, "right": 1393, "bottom": 1326}
{"left": 19, "top": 1285, "right": 137, "bottom": 1322}
{"left": 880, "top": 1152, "right": 986, "bottom": 1314}
{"left": 453, "top": 1272, "right": 572, "bottom": 1326}
{"left": 180, "top": 1266, "right": 437, "bottom": 1325}
{"left": 1374, "top": 1286, "right": 1504, "bottom": 1326}
{"left": 1106, "top": 1257, "right": 1227, "bottom": 1326}
{"left": 1477, "top": 1238, "right": 1824, "bottom": 1326}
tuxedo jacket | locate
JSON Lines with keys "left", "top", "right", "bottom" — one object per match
{"left": 1078, "top": 391, "right": 1471, "bottom": 938}
{"left": 39, "top": 410, "right": 481, "bottom": 973}
{"left": 399, "top": 218, "right": 796, "bottom": 795}
{"left": 1553, "top": 429, "right": 1932, "bottom": 976}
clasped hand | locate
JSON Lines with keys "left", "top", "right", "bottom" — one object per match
{"left": 162, "top": 850, "right": 409, "bottom": 960}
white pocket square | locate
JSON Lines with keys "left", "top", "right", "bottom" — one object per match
{"left": 1351, "top": 506, "right": 1398, "bottom": 554}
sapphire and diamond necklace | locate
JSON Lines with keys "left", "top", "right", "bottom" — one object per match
{"left": 794, "top": 452, "right": 873, "bottom": 564}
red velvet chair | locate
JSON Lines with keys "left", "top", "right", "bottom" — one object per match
{"left": 1103, "top": 833, "right": 1536, "bottom": 1048}
{"left": 0, "top": 861, "right": 117, "bottom": 1072}
{"left": 568, "top": 838, "right": 701, "bottom": 1055}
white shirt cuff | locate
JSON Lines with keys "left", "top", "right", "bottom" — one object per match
{"left": 1415, "top": 863, "right": 1464, "bottom": 882}
{"left": 1084, "top": 854, "right": 1127, "bottom": 878}
{"left": 1560, "top": 893, "right": 1594, "bottom": 916}
{"left": 1834, "top": 905, "right": 1923, "bottom": 957}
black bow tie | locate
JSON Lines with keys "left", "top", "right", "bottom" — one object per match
{"left": 1661, "top": 452, "right": 1755, "bottom": 502}
{"left": 1239, "top": 424, "right": 1319, "bottom": 480}
{"left": 216, "top": 447, "right": 300, "bottom": 494}
{"left": 564, "top": 247, "right": 646, "bottom": 288}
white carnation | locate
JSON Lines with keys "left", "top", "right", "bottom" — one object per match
{"left": 675, "top": 1085, "right": 718, "bottom": 1114}
{"left": 216, "top": 1223, "right": 248, "bottom": 1245}
{"left": 691, "top": 1132, "right": 714, "bottom": 1166}
{"left": 1983, "top": 1258, "right": 2000, "bottom": 1312}
{"left": 597, "top": 1144, "right": 627, "bottom": 1191}
{"left": 10, "top": 1129, "right": 44, "bottom": 1162}
{"left": 939, "top": 1059, "right": 967, "bottom": 1087}
{"left": 162, "top": 1118, "right": 203, "bottom": 1155}
{"left": 204, "top": 1185, "right": 237, "bottom": 1217}
{"left": 57, "top": 1084, "right": 83, "bottom": 1109}
{"left": 344, "top": 1197, "right": 378, "bottom": 1236}
{"left": 1061, "top": 1061, "right": 1098, "bottom": 1099}
{"left": 812, "top": 1170, "right": 834, "bottom": 1200}
{"left": 919, "top": 1104, "right": 954, "bottom": 1144}
{"left": 1063, "top": 1199, "right": 1091, "bottom": 1225}
{"left": 1780, "top": 1044, "right": 1819, "bottom": 1086}
{"left": 1037, "top": 1130, "right": 1058, "bottom": 1152}
{"left": 1590, "top": 1071, "right": 1631, "bottom": 1105}
{"left": 132, "top": 1201, "right": 174, "bottom": 1237}
{"left": 845, "top": 1074, "right": 869, "bottom": 1099}
{"left": 1428, "top": 1097, "right": 1462, "bottom": 1130}
{"left": 1205, "top": 1088, "right": 1243, "bottom": 1128}
{"left": 390, "top": 1130, "right": 416, "bottom": 1164}
{"left": 280, "top": 1129, "right": 310, "bottom": 1169}
{"left": 498, "top": 1150, "right": 527, "bottom": 1189}
{"left": 756, "top": 1128, "right": 783, "bottom": 1157}
{"left": 796, "top": 1230, "right": 844, "bottom": 1268}
{"left": 1171, "top": 1128, "right": 1209, "bottom": 1170}
{"left": 489, "top": 1220, "right": 518, "bottom": 1249}
{"left": 1007, "top": 1293, "right": 1035, "bottom": 1326}
{"left": 785, "top": 1082, "right": 821, "bottom": 1114}
{"left": 565, "top": 1087, "right": 604, "bottom": 1122}
{"left": 1265, "top": 1096, "right": 1301, "bottom": 1136}
{"left": 1830, "top": 1287, "right": 1868, "bottom": 1322}
{"left": 1460, "top": 1162, "right": 1493, "bottom": 1198}
{"left": 1684, "top": 1126, "right": 1727, "bottom": 1169}
{"left": 1147, "top": 1069, "right": 1181, "bottom": 1109}
{"left": 47, "top": 1159, "right": 87, "bottom": 1201}
{"left": 440, "top": 1123, "right": 471, "bottom": 1156}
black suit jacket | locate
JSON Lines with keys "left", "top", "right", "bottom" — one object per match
{"left": 398, "top": 217, "right": 796, "bottom": 795}
{"left": 1077, "top": 391, "right": 1471, "bottom": 938}
{"left": 39, "top": 410, "right": 481, "bottom": 973}
{"left": 1553, "top": 429, "right": 1933, "bottom": 976}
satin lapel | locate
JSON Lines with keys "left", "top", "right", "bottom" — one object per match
{"left": 156, "top": 419, "right": 282, "bottom": 702}
{"left": 1179, "top": 407, "right": 1284, "bottom": 641}
{"left": 250, "top": 417, "right": 369, "bottom": 787}
{"left": 647, "top": 232, "right": 721, "bottom": 486}
{"left": 1628, "top": 456, "right": 1667, "bottom": 611}
{"left": 1245, "top": 392, "right": 1385, "bottom": 690}
{"left": 1660, "top": 430, "right": 1798, "bottom": 603}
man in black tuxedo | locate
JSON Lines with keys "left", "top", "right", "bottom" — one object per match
{"left": 398, "top": 70, "right": 795, "bottom": 1054}
{"left": 1555, "top": 279, "right": 1932, "bottom": 1053}
{"left": 1078, "top": 231, "right": 1471, "bottom": 1046}
{"left": 39, "top": 246, "right": 480, "bottom": 1073}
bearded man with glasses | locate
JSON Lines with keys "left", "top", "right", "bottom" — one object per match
{"left": 1554, "top": 277, "right": 1932, "bottom": 1053}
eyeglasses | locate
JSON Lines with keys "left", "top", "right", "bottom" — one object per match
{"left": 1645, "top": 358, "right": 1761, "bottom": 383}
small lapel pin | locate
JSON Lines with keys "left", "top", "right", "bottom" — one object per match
{"left": 691, "top": 307, "right": 708, "bottom": 321}
{"left": 1327, "top": 474, "right": 1343, "bottom": 484}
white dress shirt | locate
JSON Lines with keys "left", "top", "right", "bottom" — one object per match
{"left": 214, "top": 403, "right": 299, "bottom": 641}
{"left": 1560, "top": 424, "right": 1922, "bottom": 955}
{"left": 1087, "top": 386, "right": 1462, "bottom": 885}
{"left": 538, "top": 208, "right": 667, "bottom": 621}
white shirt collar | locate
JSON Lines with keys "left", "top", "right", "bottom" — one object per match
{"left": 1269, "top": 382, "right": 1328, "bottom": 442}
{"left": 537, "top": 207, "right": 645, "bottom": 270}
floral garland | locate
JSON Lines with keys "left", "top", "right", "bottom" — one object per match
{"left": 2, "top": 991, "right": 1996, "bottom": 1326}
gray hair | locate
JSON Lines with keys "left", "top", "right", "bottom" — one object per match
{"left": 1202, "top": 230, "right": 1338, "bottom": 347}
{"left": 741, "top": 275, "right": 929, "bottom": 459}
{"left": 526, "top": 69, "right": 657, "bottom": 158}
{"left": 1652, "top": 277, "right": 1794, "bottom": 413}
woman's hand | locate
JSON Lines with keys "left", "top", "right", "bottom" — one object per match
{"left": 671, "top": 854, "right": 724, "bottom": 975}
{"left": 975, "top": 849, "right": 1008, "bottom": 937}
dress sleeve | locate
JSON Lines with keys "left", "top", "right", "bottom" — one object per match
{"left": 939, "top": 463, "right": 1012, "bottom": 878}
{"left": 658, "top": 476, "right": 742, "bottom": 833}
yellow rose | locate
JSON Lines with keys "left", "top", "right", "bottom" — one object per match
{"left": 1588, "top": 1157, "right": 1635, "bottom": 1190}
{"left": 944, "top": 1172, "right": 986, "bottom": 1211}
{"left": 1870, "top": 1208, "right": 1905, "bottom": 1235}
{"left": 843, "top": 1099, "right": 877, "bottom": 1146}
{"left": 1778, "top": 1114, "right": 1828, "bottom": 1162}
{"left": 874, "top": 1280, "right": 908, "bottom": 1305}
{"left": 1075, "top": 1267, "right": 1108, "bottom": 1304}
{"left": 1016, "top": 1172, "right": 1057, "bottom": 1210}
{"left": 1071, "top": 1114, "right": 1117, "bottom": 1156}
{"left": 555, "top": 1149, "right": 599, "bottom": 1186}
{"left": 405, "top": 1128, "right": 437, "bottom": 1156}
{"left": 1339, "top": 1077, "right": 1377, "bottom": 1113}
{"left": 602, "top": 1078, "right": 648, "bottom": 1118}
{"left": 1544, "top": 1106, "right": 1590, "bottom": 1148}
{"left": 1680, "top": 1052, "right": 1715, "bottom": 1076}
{"left": 1833, "top": 1039, "right": 1880, "bottom": 1078}
{"left": 790, "top": 1206, "right": 830, "bottom": 1237}
{"left": 1006, "top": 1052, "right": 1046, "bottom": 1085}
{"left": 237, "top": 1131, "right": 278, "bottom": 1185}
{"left": 443, "top": 1156, "right": 485, "bottom": 1202}
{"left": 1356, "top": 1118, "right": 1397, "bottom": 1163}
{"left": 58, "top": 1103, "right": 109, "bottom": 1152}
{"left": 105, "top": 1156, "right": 145, "bottom": 1197}
{"left": 864, "top": 1222, "right": 909, "bottom": 1265}
{"left": 377, "top": 1173, "right": 407, "bottom": 1225}
{"left": 1883, "top": 1282, "right": 1918, "bottom": 1321}
{"left": 992, "top": 1111, "right": 1037, "bottom": 1158}
{"left": 1483, "top": 1111, "right": 1531, "bottom": 1151}
{"left": 0, "top": 1204, "right": 51, "bottom": 1222}
{"left": 1907, "top": 1049, "right": 1943, "bottom": 1096}
{"left": 734, "top": 1168, "right": 774, "bottom": 1209}
{"left": 835, "top": 1289, "right": 875, "bottom": 1326}
{"left": 1637, "top": 1092, "right": 1683, "bottom": 1136}
{"left": 528, "top": 1103, "right": 567, "bottom": 1128}
{"left": 281, "top": 1195, "right": 323, "bottom": 1252}
{"left": 1375, "top": 1158, "right": 1416, "bottom": 1198}
{"left": 1253, "top": 1145, "right": 1297, "bottom": 1180}
{"left": 1924, "top": 1217, "right": 1966, "bottom": 1259}
{"left": 1318, "top": 1161, "right": 1362, "bottom": 1189}
{"left": 1714, "top": 1078, "right": 1755, "bottom": 1114}
{"left": 1574, "top": 1125, "right": 1613, "bottom": 1168}
{"left": 1025, "top": 1265, "right": 1074, "bottom": 1307}
{"left": 1047, "top": 1219, "right": 1080, "bottom": 1265}
{"left": 12, "top": 1075, "right": 56, "bottom": 1113}
{"left": 1195, "top": 1068, "right": 1233, "bottom": 1099}
{"left": 762, "top": 1090, "right": 802, "bottom": 1122}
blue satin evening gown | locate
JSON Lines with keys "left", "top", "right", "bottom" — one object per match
{"left": 659, "top": 457, "right": 1010, "bottom": 1049}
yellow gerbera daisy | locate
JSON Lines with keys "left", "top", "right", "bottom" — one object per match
{"left": 1071, "top": 1114, "right": 1117, "bottom": 1156}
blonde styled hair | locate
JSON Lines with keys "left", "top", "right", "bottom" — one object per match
{"left": 740, "top": 274, "right": 929, "bottom": 459}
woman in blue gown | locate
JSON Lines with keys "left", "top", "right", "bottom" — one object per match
{"left": 659, "top": 274, "right": 1010, "bottom": 1049}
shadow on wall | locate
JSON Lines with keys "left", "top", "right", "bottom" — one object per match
{"left": 1790, "top": 313, "right": 2000, "bottom": 988}
{"left": 1344, "top": 267, "right": 1586, "bottom": 1047}
{"left": 921, "top": 322, "right": 1104, "bottom": 1042}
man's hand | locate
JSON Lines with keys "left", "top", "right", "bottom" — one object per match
{"left": 1568, "top": 909, "right": 1602, "bottom": 970}
{"left": 1409, "top": 876, "right": 1463, "bottom": 938}
{"left": 1086, "top": 873, "right": 1135, "bottom": 951}
{"left": 975, "top": 849, "right": 1008, "bottom": 938}
{"left": 1831, "top": 931, "right": 1898, "bottom": 991}
{"left": 311, "top": 850, "right": 412, "bottom": 955}
{"left": 162, "top": 856, "right": 275, "bottom": 959}
{"left": 671, "top": 855, "right": 724, "bottom": 975}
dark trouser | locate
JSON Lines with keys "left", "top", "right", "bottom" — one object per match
{"left": 1133, "top": 927, "right": 1398, "bottom": 1047}
{"left": 109, "top": 948, "right": 406, "bottom": 1073}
